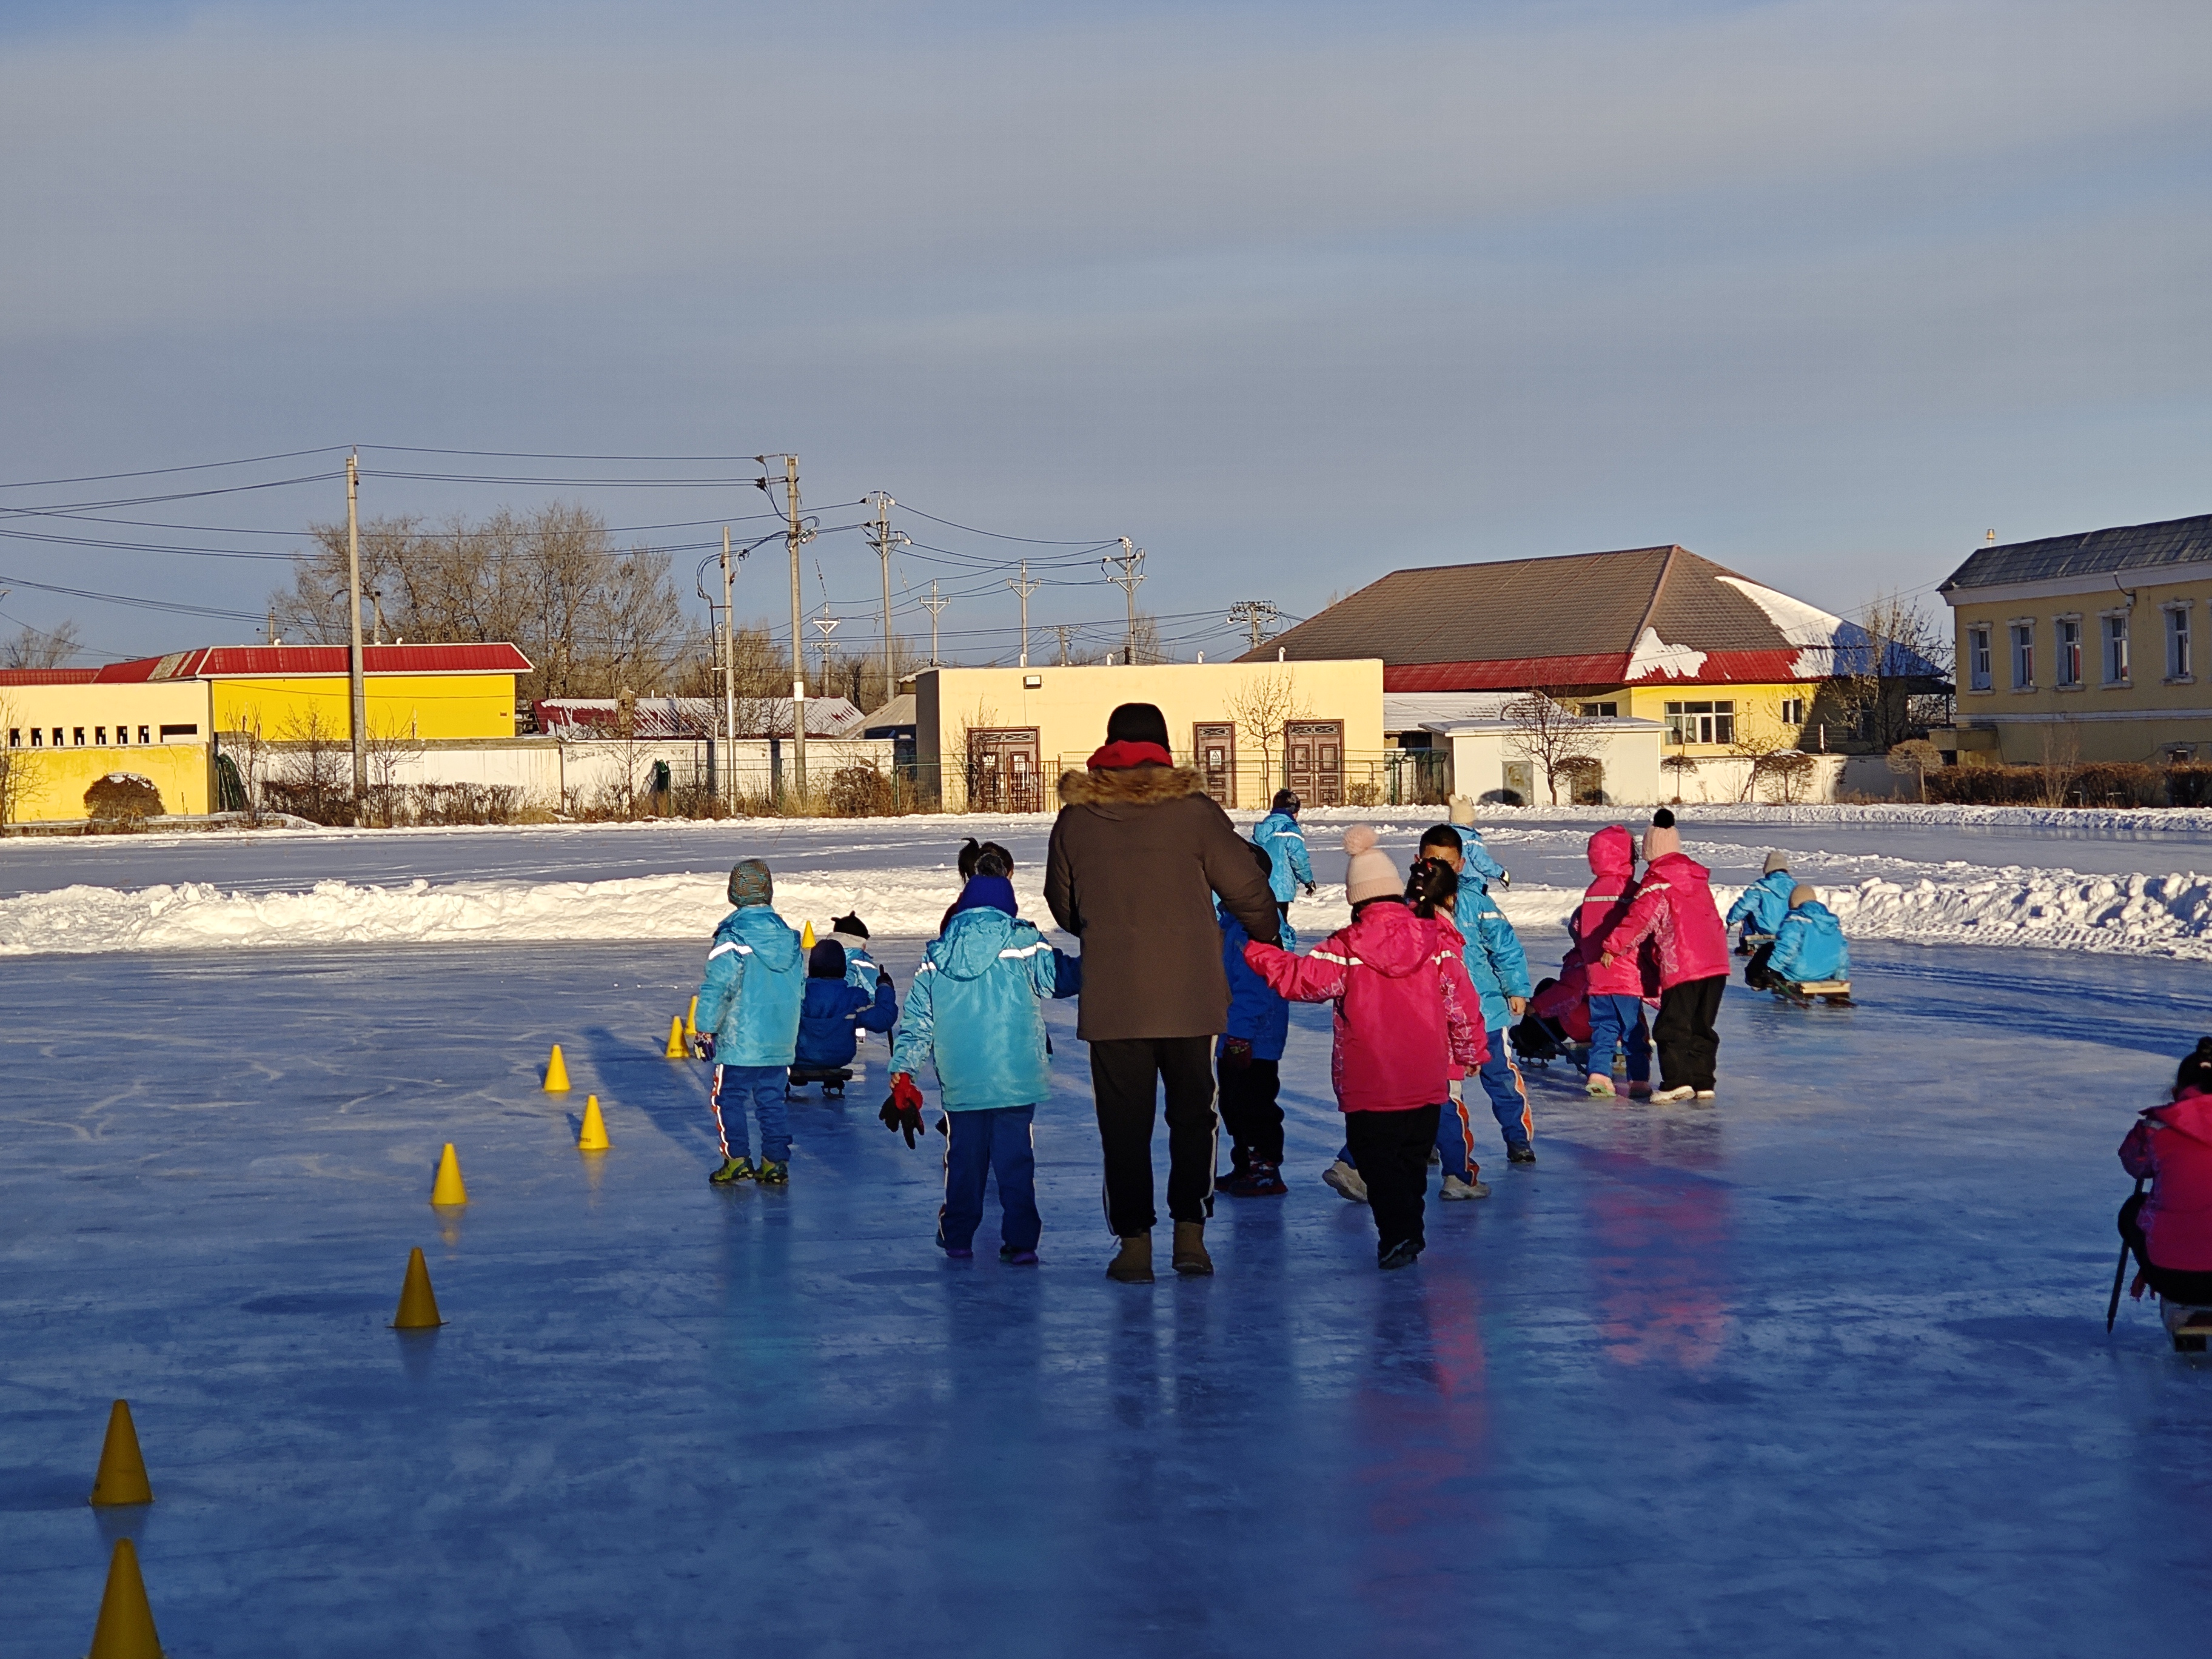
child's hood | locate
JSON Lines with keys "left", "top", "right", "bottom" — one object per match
{"left": 2151, "top": 1088, "right": 2212, "bottom": 1148}
{"left": 1587, "top": 825, "right": 1635, "bottom": 879}
{"left": 934, "top": 906, "right": 1041, "bottom": 981}
{"left": 1341, "top": 900, "right": 1432, "bottom": 978}
{"left": 719, "top": 906, "right": 803, "bottom": 973}
{"left": 1792, "top": 900, "right": 1840, "bottom": 925}
{"left": 1645, "top": 849, "right": 1711, "bottom": 885}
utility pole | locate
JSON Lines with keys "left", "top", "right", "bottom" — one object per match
{"left": 720, "top": 525, "right": 739, "bottom": 816}
{"left": 776, "top": 455, "right": 811, "bottom": 800}
{"left": 922, "top": 580, "right": 950, "bottom": 668}
{"left": 1054, "top": 624, "right": 1074, "bottom": 666}
{"left": 267, "top": 604, "right": 277, "bottom": 646}
{"left": 866, "top": 492, "right": 909, "bottom": 710}
{"left": 1103, "top": 538, "right": 1146, "bottom": 666}
{"left": 345, "top": 451, "right": 367, "bottom": 806}
{"left": 1228, "top": 600, "right": 1281, "bottom": 654}
{"left": 1007, "top": 560, "right": 1041, "bottom": 668}
{"left": 811, "top": 609, "right": 841, "bottom": 692}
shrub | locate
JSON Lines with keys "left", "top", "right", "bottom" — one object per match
{"left": 83, "top": 772, "right": 164, "bottom": 830}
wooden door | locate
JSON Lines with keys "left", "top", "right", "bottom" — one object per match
{"left": 1195, "top": 722, "right": 1236, "bottom": 806}
{"left": 967, "top": 727, "right": 1044, "bottom": 812}
{"left": 1285, "top": 720, "right": 1344, "bottom": 806}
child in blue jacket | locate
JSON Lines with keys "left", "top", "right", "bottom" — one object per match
{"left": 695, "top": 859, "right": 806, "bottom": 1187}
{"left": 1254, "top": 791, "right": 1317, "bottom": 902}
{"left": 1217, "top": 839, "right": 1298, "bottom": 1198}
{"left": 885, "top": 854, "right": 1080, "bottom": 1262}
{"left": 1423, "top": 825, "right": 1535, "bottom": 1170}
{"left": 790, "top": 937, "right": 898, "bottom": 1093}
{"left": 1727, "top": 852, "right": 1796, "bottom": 954}
{"left": 1764, "top": 885, "right": 1849, "bottom": 986}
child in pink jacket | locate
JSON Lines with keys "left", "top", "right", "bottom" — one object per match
{"left": 1244, "top": 828, "right": 1486, "bottom": 1269}
{"left": 1575, "top": 824, "right": 1653, "bottom": 1099}
{"left": 1595, "top": 809, "right": 1730, "bottom": 1102}
{"left": 2118, "top": 1039, "right": 2212, "bottom": 1312}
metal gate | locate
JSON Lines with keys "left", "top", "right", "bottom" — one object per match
{"left": 1195, "top": 722, "right": 1236, "bottom": 806}
{"left": 967, "top": 727, "right": 1044, "bottom": 813}
{"left": 1285, "top": 720, "right": 1344, "bottom": 807}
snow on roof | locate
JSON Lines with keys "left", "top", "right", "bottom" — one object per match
{"left": 1383, "top": 692, "right": 1521, "bottom": 731}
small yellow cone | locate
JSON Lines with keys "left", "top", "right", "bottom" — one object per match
{"left": 664, "top": 1015, "right": 687, "bottom": 1059}
{"left": 578, "top": 1094, "right": 609, "bottom": 1151}
{"left": 544, "top": 1043, "right": 571, "bottom": 1093}
{"left": 801, "top": 920, "right": 816, "bottom": 949}
{"left": 685, "top": 996, "right": 699, "bottom": 1039}
{"left": 430, "top": 1142, "right": 468, "bottom": 1207}
{"left": 392, "top": 1246, "right": 443, "bottom": 1329}
{"left": 88, "top": 1399, "right": 153, "bottom": 1507}
{"left": 86, "top": 1537, "right": 163, "bottom": 1659}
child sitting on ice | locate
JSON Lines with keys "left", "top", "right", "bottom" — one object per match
{"left": 695, "top": 859, "right": 806, "bottom": 1187}
{"left": 1216, "top": 839, "right": 1298, "bottom": 1198}
{"left": 885, "top": 850, "right": 1080, "bottom": 1263}
{"left": 2117, "top": 1039, "right": 2212, "bottom": 1321}
{"left": 1244, "top": 828, "right": 1486, "bottom": 1270}
{"left": 789, "top": 937, "right": 898, "bottom": 1094}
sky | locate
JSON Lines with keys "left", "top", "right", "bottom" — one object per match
{"left": 1, "top": 0, "right": 2207, "bottom": 666}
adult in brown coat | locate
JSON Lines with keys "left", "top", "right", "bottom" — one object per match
{"left": 1045, "top": 702, "right": 1280, "bottom": 1283}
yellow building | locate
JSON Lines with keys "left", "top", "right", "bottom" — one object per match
{"left": 914, "top": 660, "right": 1384, "bottom": 811}
{"left": 1, "top": 643, "right": 531, "bottom": 825}
{"left": 1940, "top": 512, "right": 2212, "bottom": 765}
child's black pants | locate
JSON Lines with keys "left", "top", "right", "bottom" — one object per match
{"left": 1343, "top": 1103, "right": 1441, "bottom": 1259}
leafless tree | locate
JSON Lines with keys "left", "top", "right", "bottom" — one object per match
{"left": 1503, "top": 692, "right": 1604, "bottom": 806}
{"left": 267, "top": 705, "right": 354, "bottom": 824}
{"left": 364, "top": 717, "right": 426, "bottom": 828}
{"left": 2036, "top": 723, "right": 2080, "bottom": 809}
{"left": 0, "top": 695, "right": 28, "bottom": 826}
{"left": 2, "top": 618, "right": 82, "bottom": 669}
{"left": 1886, "top": 738, "right": 1943, "bottom": 803}
{"left": 1660, "top": 752, "right": 1698, "bottom": 805}
{"left": 221, "top": 706, "right": 274, "bottom": 825}
{"left": 1831, "top": 592, "right": 1951, "bottom": 751}
{"left": 1226, "top": 668, "right": 1312, "bottom": 799}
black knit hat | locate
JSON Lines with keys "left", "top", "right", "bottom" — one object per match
{"left": 808, "top": 939, "right": 847, "bottom": 979}
{"left": 831, "top": 911, "right": 869, "bottom": 940}
{"left": 1273, "top": 788, "right": 1301, "bottom": 813}
{"left": 1105, "top": 702, "right": 1171, "bottom": 750}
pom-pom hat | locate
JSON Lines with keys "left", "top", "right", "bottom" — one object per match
{"left": 1342, "top": 825, "right": 1400, "bottom": 905}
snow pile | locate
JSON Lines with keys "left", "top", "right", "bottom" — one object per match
{"left": 1823, "top": 869, "right": 2212, "bottom": 962}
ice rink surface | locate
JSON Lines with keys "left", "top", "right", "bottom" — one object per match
{"left": 4, "top": 816, "right": 2212, "bottom": 1654}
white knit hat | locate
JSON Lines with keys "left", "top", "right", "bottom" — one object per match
{"left": 1342, "top": 825, "right": 1400, "bottom": 905}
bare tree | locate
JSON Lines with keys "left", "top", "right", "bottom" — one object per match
{"left": 2, "top": 618, "right": 82, "bottom": 669}
{"left": 1661, "top": 752, "right": 1698, "bottom": 805}
{"left": 1503, "top": 692, "right": 1604, "bottom": 805}
{"left": 267, "top": 706, "right": 354, "bottom": 824}
{"left": 0, "top": 695, "right": 28, "bottom": 826}
{"left": 222, "top": 706, "right": 273, "bottom": 825}
{"left": 2036, "top": 723, "right": 2080, "bottom": 809}
{"left": 1886, "top": 738, "right": 1943, "bottom": 804}
{"left": 1225, "top": 668, "right": 1312, "bottom": 800}
{"left": 364, "top": 717, "right": 426, "bottom": 828}
{"left": 1831, "top": 592, "right": 1951, "bottom": 751}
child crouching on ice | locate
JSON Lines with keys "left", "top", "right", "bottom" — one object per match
{"left": 883, "top": 850, "right": 1080, "bottom": 1262}
{"left": 1244, "top": 827, "right": 1486, "bottom": 1270}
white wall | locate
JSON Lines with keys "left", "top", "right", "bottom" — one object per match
{"left": 1438, "top": 720, "right": 1665, "bottom": 806}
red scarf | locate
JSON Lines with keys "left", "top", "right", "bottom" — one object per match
{"left": 1087, "top": 740, "right": 1173, "bottom": 769}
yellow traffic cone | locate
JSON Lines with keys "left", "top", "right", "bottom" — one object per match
{"left": 801, "top": 920, "right": 816, "bottom": 949}
{"left": 578, "top": 1094, "right": 610, "bottom": 1152}
{"left": 86, "top": 1537, "right": 163, "bottom": 1659}
{"left": 685, "top": 996, "right": 699, "bottom": 1040}
{"left": 429, "top": 1143, "right": 468, "bottom": 1207}
{"left": 88, "top": 1399, "right": 153, "bottom": 1507}
{"left": 392, "top": 1246, "right": 443, "bottom": 1329}
{"left": 664, "top": 1015, "right": 687, "bottom": 1059}
{"left": 544, "top": 1044, "right": 571, "bottom": 1093}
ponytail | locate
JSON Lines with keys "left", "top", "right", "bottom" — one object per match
{"left": 1405, "top": 856, "right": 1460, "bottom": 920}
{"left": 2176, "top": 1037, "right": 2212, "bottom": 1099}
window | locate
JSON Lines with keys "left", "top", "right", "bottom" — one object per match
{"left": 1579, "top": 701, "right": 1618, "bottom": 717}
{"left": 30, "top": 728, "right": 42, "bottom": 747}
{"left": 5, "top": 728, "right": 17, "bottom": 747}
{"left": 2056, "top": 617, "right": 2081, "bottom": 687}
{"left": 2167, "top": 606, "right": 2193, "bottom": 681}
{"left": 2103, "top": 614, "right": 2130, "bottom": 685}
{"left": 1780, "top": 697, "right": 1806, "bottom": 726}
{"left": 2010, "top": 624, "right": 2034, "bottom": 689}
{"left": 1969, "top": 625, "right": 1992, "bottom": 691}
{"left": 50, "top": 728, "right": 62, "bottom": 747}
{"left": 158, "top": 723, "right": 199, "bottom": 740}
{"left": 95, "top": 726, "right": 107, "bottom": 745}
{"left": 72, "top": 727, "right": 85, "bottom": 746}
{"left": 138, "top": 726, "right": 150, "bottom": 745}
{"left": 1663, "top": 700, "right": 1735, "bottom": 743}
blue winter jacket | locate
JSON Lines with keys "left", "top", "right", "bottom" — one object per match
{"left": 1726, "top": 869, "right": 1797, "bottom": 937}
{"left": 1219, "top": 911, "right": 1297, "bottom": 1062}
{"left": 1460, "top": 829, "right": 1507, "bottom": 887}
{"left": 891, "top": 908, "right": 1081, "bottom": 1111}
{"left": 794, "top": 973, "right": 897, "bottom": 1070}
{"left": 1254, "top": 811, "right": 1315, "bottom": 902}
{"left": 837, "top": 937, "right": 883, "bottom": 991}
{"left": 695, "top": 906, "right": 806, "bottom": 1067}
{"left": 1766, "top": 901, "right": 1849, "bottom": 984}
{"left": 1449, "top": 883, "right": 1532, "bottom": 1032}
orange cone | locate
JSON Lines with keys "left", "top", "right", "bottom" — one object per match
{"left": 86, "top": 1537, "right": 163, "bottom": 1659}
{"left": 88, "top": 1399, "right": 153, "bottom": 1507}
{"left": 391, "top": 1247, "right": 444, "bottom": 1329}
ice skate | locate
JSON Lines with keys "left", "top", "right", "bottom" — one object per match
{"left": 1586, "top": 1073, "right": 1617, "bottom": 1098}
{"left": 708, "top": 1156, "right": 756, "bottom": 1185}
{"left": 2162, "top": 1299, "right": 2212, "bottom": 1353}
{"left": 1322, "top": 1159, "right": 1369, "bottom": 1204}
{"left": 1440, "top": 1173, "right": 1490, "bottom": 1199}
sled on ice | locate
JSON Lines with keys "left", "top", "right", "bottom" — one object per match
{"left": 2163, "top": 1299, "right": 2212, "bottom": 1354}
{"left": 787, "top": 1065, "right": 854, "bottom": 1098}
{"left": 1773, "top": 979, "right": 1854, "bottom": 1008}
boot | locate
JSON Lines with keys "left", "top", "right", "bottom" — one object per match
{"left": 1172, "top": 1221, "right": 1213, "bottom": 1276}
{"left": 1106, "top": 1232, "right": 1155, "bottom": 1284}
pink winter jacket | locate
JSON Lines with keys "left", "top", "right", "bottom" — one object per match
{"left": 1244, "top": 900, "right": 1487, "bottom": 1113}
{"left": 1577, "top": 826, "right": 1647, "bottom": 997}
{"left": 2120, "top": 1088, "right": 2212, "bottom": 1272}
{"left": 1594, "top": 850, "right": 1730, "bottom": 990}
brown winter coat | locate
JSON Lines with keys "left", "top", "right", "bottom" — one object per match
{"left": 1045, "top": 765, "right": 1282, "bottom": 1042}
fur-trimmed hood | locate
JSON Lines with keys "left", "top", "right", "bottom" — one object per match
{"left": 1058, "top": 764, "right": 1206, "bottom": 809}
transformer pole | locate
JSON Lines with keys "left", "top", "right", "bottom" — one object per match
{"left": 1008, "top": 560, "right": 1041, "bottom": 668}
{"left": 866, "top": 492, "right": 908, "bottom": 708}
{"left": 922, "top": 580, "right": 950, "bottom": 667}
{"left": 345, "top": 451, "right": 367, "bottom": 807}
{"left": 783, "top": 456, "right": 807, "bottom": 800}
{"left": 721, "top": 525, "right": 739, "bottom": 816}
{"left": 1103, "top": 538, "right": 1145, "bottom": 666}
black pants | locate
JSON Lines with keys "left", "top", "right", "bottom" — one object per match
{"left": 1092, "top": 1036, "right": 1218, "bottom": 1236}
{"left": 1342, "top": 1104, "right": 1441, "bottom": 1259}
{"left": 1653, "top": 975, "right": 1725, "bottom": 1091}
{"left": 1217, "top": 1056, "right": 1284, "bottom": 1169}
{"left": 2120, "top": 1192, "right": 2212, "bottom": 1303}
{"left": 1743, "top": 942, "right": 1780, "bottom": 990}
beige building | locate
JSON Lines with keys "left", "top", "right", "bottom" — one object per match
{"left": 914, "top": 660, "right": 1384, "bottom": 812}
{"left": 1940, "top": 512, "right": 2212, "bottom": 765}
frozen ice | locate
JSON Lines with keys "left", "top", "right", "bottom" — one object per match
{"left": 3, "top": 813, "right": 2210, "bottom": 1655}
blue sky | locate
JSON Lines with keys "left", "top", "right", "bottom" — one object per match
{"left": 2, "top": 0, "right": 2207, "bottom": 663}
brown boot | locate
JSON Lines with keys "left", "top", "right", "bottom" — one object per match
{"left": 1171, "top": 1221, "right": 1213, "bottom": 1276}
{"left": 1106, "top": 1232, "right": 1155, "bottom": 1283}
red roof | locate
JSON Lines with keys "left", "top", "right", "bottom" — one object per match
{"left": 1384, "top": 649, "right": 1835, "bottom": 692}
{"left": 0, "top": 667, "right": 101, "bottom": 685}
{"left": 88, "top": 643, "right": 532, "bottom": 682}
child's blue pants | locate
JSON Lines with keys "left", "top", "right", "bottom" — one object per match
{"left": 1587, "top": 994, "right": 1652, "bottom": 1084}
{"left": 939, "top": 1104, "right": 1040, "bottom": 1252}
{"left": 710, "top": 1064, "right": 791, "bottom": 1164}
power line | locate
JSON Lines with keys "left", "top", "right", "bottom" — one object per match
{"left": 0, "top": 571, "right": 266, "bottom": 623}
{"left": 0, "top": 446, "right": 347, "bottom": 491}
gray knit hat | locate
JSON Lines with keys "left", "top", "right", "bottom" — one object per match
{"left": 728, "top": 859, "right": 773, "bottom": 908}
{"left": 1763, "top": 851, "right": 1790, "bottom": 876}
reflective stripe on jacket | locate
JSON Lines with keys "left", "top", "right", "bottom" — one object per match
{"left": 696, "top": 906, "right": 806, "bottom": 1067}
